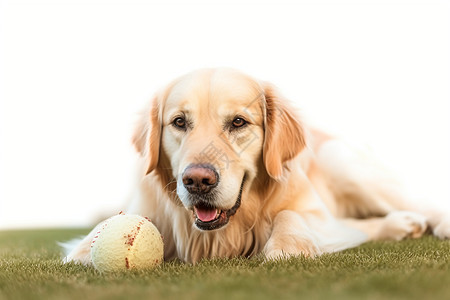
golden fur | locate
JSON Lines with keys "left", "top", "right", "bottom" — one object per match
{"left": 64, "top": 68, "right": 450, "bottom": 264}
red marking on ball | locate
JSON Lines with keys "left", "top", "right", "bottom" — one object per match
{"left": 124, "top": 233, "right": 137, "bottom": 246}
{"left": 125, "top": 257, "right": 130, "bottom": 269}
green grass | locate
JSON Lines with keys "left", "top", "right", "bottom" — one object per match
{"left": 0, "top": 229, "right": 449, "bottom": 300}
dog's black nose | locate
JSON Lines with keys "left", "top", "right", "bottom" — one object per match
{"left": 182, "top": 164, "right": 219, "bottom": 194}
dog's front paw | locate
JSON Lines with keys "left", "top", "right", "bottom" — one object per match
{"left": 378, "top": 211, "right": 427, "bottom": 241}
{"left": 264, "top": 248, "right": 289, "bottom": 261}
{"left": 263, "top": 211, "right": 323, "bottom": 261}
{"left": 61, "top": 238, "right": 93, "bottom": 265}
{"left": 263, "top": 235, "right": 322, "bottom": 261}
{"left": 433, "top": 216, "right": 450, "bottom": 239}
{"left": 60, "top": 232, "right": 96, "bottom": 265}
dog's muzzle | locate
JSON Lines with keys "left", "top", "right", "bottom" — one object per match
{"left": 181, "top": 164, "right": 245, "bottom": 230}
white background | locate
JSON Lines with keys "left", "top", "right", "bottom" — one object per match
{"left": 1, "top": 0, "right": 449, "bottom": 229}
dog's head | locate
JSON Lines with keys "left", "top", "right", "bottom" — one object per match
{"left": 133, "top": 68, "right": 305, "bottom": 231}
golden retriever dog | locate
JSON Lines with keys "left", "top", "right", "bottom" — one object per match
{"left": 64, "top": 68, "right": 450, "bottom": 264}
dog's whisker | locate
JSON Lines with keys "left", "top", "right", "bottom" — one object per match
{"left": 162, "top": 178, "right": 177, "bottom": 191}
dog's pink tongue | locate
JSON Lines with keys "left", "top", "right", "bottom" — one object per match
{"left": 195, "top": 207, "right": 217, "bottom": 222}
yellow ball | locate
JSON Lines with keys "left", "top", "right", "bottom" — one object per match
{"left": 90, "top": 213, "right": 163, "bottom": 272}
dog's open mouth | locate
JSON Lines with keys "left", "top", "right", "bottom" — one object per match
{"left": 192, "top": 176, "right": 245, "bottom": 231}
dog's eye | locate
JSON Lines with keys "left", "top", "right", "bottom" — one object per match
{"left": 173, "top": 117, "right": 186, "bottom": 129}
{"left": 232, "top": 117, "right": 246, "bottom": 128}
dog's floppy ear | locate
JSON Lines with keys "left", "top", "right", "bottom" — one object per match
{"left": 132, "top": 94, "right": 162, "bottom": 175}
{"left": 262, "top": 83, "right": 306, "bottom": 180}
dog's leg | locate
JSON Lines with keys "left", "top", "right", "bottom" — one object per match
{"left": 343, "top": 211, "right": 428, "bottom": 241}
{"left": 420, "top": 210, "right": 450, "bottom": 240}
{"left": 263, "top": 209, "right": 367, "bottom": 260}
{"left": 61, "top": 226, "right": 99, "bottom": 265}
{"left": 314, "top": 139, "right": 450, "bottom": 239}
{"left": 263, "top": 210, "right": 323, "bottom": 260}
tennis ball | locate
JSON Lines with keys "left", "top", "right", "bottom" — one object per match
{"left": 90, "top": 213, "right": 163, "bottom": 272}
